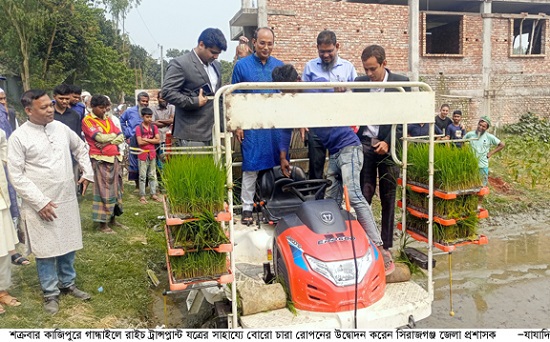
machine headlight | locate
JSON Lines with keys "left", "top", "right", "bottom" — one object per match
{"left": 305, "top": 251, "right": 373, "bottom": 287}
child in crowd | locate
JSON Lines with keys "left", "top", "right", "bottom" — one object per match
{"left": 136, "top": 108, "right": 161, "bottom": 204}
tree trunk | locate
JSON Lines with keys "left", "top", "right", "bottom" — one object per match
{"left": 42, "top": 23, "right": 58, "bottom": 80}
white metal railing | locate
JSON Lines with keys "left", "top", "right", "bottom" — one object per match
{"left": 212, "top": 81, "right": 436, "bottom": 328}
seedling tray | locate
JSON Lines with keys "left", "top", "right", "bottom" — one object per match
{"left": 165, "top": 253, "right": 233, "bottom": 291}
{"left": 397, "top": 222, "right": 488, "bottom": 252}
{"left": 397, "top": 178, "right": 489, "bottom": 200}
{"left": 164, "top": 224, "right": 232, "bottom": 256}
{"left": 397, "top": 200, "right": 489, "bottom": 226}
{"left": 163, "top": 195, "right": 231, "bottom": 225}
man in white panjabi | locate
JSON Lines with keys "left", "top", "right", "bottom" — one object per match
{"left": 0, "top": 129, "right": 21, "bottom": 312}
{"left": 7, "top": 89, "right": 94, "bottom": 315}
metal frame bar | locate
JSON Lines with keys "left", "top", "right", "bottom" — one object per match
{"left": 213, "top": 81, "right": 436, "bottom": 328}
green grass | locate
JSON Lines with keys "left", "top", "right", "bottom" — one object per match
{"left": 0, "top": 182, "right": 167, "bottom": 328}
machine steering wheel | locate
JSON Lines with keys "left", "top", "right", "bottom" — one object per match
{"left": 281, "top": 179, "right": 332, "bottom": 202}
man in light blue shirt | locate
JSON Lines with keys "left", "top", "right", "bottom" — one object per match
{"left": 464, "top": 116, "right": 505, "bottom": 186}
{"left": 302, "top": 30, "right": 357, "bottom": 180}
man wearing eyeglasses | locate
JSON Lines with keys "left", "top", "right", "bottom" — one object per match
{"left": 302, "top": 30, "right": 358, "bottom": 180}
{"left": 231, "top": 27, "right": 284, "bottom": 226}
{"left": 162, "top": 28, "right": 227, "bottom": 147}
{"left": 355, "top": 45, "right": 410, "bottom": 259}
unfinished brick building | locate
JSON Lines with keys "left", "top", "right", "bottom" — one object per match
{"left": 230, "top": 0, "right": 550, "bottom": 129}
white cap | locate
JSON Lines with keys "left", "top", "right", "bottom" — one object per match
{"left": 0, "top": 87, "right": 4, "bottom": 93}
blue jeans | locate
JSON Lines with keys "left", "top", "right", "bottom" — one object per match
{"left": 36, "top": 251, "right": 76, "bottom": 298}
{"left": 326, "top": 145, "right": 383, "bottom": 247}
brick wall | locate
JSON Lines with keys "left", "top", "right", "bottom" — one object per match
{"left": 265, "top": 0, "right": 550, "bottom": 125}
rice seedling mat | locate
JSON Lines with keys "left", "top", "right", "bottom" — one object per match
{"left": 397, "top": 178, "right": 490, "bottom": 200}
{"left": 164, "top": 224, "right": 232, "bottom": 256}
{"left": 397, "top": 223, "right": 488, "bottom": 252}
{"left": 165, "top": 253, "right": 233, "bottom": 291}
{"left": 163, "top": 195, "right": 231, "bottom": 226}
{"left": 397, "top": 200, "right": 489, "bottom": 226}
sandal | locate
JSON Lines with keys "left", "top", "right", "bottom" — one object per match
{"left": 381, "top": 249, "right": 395, "bottom": 276}
{"left": 0, "top": 292, "right": 21, "bottom": 307}
{"left": 241, "top": 210, "right": 254, "bottom": 226}
{"left": 151, "top": 195, "right": 162, "bottom": 203}
{"left": 11, "top": 253, "right": 30, "bottom": 266}
{"left": 139, "top": 197, "right": 148, "bottom": 204}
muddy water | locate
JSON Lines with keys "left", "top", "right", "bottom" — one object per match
{"left": 417, "top": 216, "right": 550, "bottom": 328}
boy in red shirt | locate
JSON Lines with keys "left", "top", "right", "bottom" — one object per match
{"left": 136, "top": 108, "right": 161, "bottom": 204}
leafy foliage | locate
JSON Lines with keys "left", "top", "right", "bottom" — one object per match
{"left": 502, "top": 112, "right": 550, "bottom": 143}
{"left": 494, "top": 113, "right": 550, "bottom": 189}
{"left": 0, "top": 0, "right": 160, "bottom": 100}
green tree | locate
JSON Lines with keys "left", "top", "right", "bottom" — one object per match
{"left": 99, "top": 0, "right": 141, "bottom": 26}
{"left": 165, "top": 48, "right": 190, "bottom": 59}
{"left": 86, "top": 39, "right": 134, "bottom": 100}
{"left": 0, "top": 0, "right": 163, "bottom": 102}
{"left": 128, "top": 45, "right": 160, "bottom": 90}
{"left": 221, "top": 60, "right": 234, "bottom": 86}
{"left": 0, "top": 0, "right": 51, "bottom": 90}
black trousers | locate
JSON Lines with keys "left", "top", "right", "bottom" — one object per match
{"left": 359, "top": 139, "right": 399, "bottom": 249}
{"left": 307, "top": 131, "right": 327, "bottom": 180}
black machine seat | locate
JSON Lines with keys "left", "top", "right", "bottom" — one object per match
{"left": 256, "top": 166, "right": 311, "bottom": 223}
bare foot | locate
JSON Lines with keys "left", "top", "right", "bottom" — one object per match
{"left": 109, "top": 220, "right": 129, "bottom": 230}
{"left": 99, "top": 226, "right": 116, "bottom": 234}
{"left": 151, "top": 195, "right": 162, "bottom": 203}
{"left": 139, "top": 197, "right": 148, "bottom": 204}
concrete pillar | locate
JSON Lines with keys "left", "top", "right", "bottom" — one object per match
{"left": 481, "top": 0, "right": 493, "bottom": 117}
{"left": 408, "top": 0, "right": 420, "bottom": 82}
{"left": 257, "top": 0, "right": 268, "bottom": 27}
{"left": 242, "top": 0, "right": 253, "bottom": 8}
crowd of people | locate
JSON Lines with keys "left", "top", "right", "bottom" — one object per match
{"left": 0, "top": 83, "right": 172, "bottom": 315}
{"left": 0, "top": 26, "right": 505, "bottom": 316}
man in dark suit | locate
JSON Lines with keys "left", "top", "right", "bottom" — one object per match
{"left": 162, "top": 28, "right": 227, "bottom": 147}
{"left": 355, "top": 45, "right": 410, "bottom": 254}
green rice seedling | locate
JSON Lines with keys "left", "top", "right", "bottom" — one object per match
{"left": 406, "top": 190, "right": 478, "bottom": 219}
{"left": 405, "top": 213, "right": 479, "bottom": 244}
{"left": 395, "top": 233, "right": 424, "bottom": 276}
{"left": 170, "top": 251, "right": 227, "bottom": 280}
{"left": 171, "top": 211, "right": 229, "bottom": 250}
{"left": 406, "top": 143, "right": 482, "bottom": 191}
{"left": 162, "top": 154, "right": 227, "bottom": 215}
{"left": 275, "top": 275, "right": 296, "bottom": 315}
